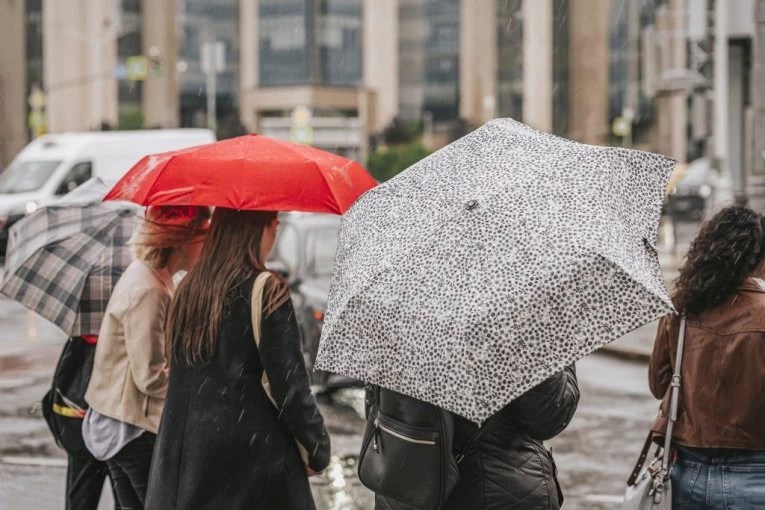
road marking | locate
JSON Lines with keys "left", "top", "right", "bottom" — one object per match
{"left": 0, "top": 456, "right": 67, "bottom": 468}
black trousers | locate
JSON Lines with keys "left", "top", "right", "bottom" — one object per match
{"left": 106, "top": 433, "right": 156, "bottom": 510}
{"left": 66, "top": 452, "right": 109, "bottom": 510}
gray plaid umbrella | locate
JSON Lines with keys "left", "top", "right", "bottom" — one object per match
{"left": 316, "top": 118, "right": 677, "bottom": 423}
{"left": 2, "top": 183, "right": 136, "bottom": 336}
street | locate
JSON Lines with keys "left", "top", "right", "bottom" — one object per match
{"left": 0, "top": 218, "right": 700, "bottom": 509}
{"left": 0, "top": 304, "right": 664, "bottom": 510}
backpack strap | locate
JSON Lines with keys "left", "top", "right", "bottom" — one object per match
{"left": 454, "top": 414, "right": 497, "bottom": 464}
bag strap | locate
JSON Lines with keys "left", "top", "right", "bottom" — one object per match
{"left": 626, "top": 430, "right": 656, "bottom": 486}
{"left": 626, "top": 313, "right": 687, "bottom": 486}
{"left": 660, "top": 313, "right": 687, "bottom": 477}
{"left": 250, "top": 271, "right": 311, "bottom": 466}
{"left": 251, "top": 271, "right": 271, "bottom": 349}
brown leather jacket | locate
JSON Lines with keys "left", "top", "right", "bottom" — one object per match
{"left": 649, "top": 277, "right": 765, "bottom": 450}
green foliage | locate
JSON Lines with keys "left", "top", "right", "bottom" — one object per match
{"left": 383, "top": 117, "right": 424, "bottom": 145}
{"left": 116, "top": 106, "right": 145, "bottom": 130}
{"left": 368, "top": 142, "right": 432, "bottom": 182}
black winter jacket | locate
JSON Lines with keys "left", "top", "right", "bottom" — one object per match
{"left": 146, "top": 273, "right": 331, "bottom": 510}
{"left": 376, "top": 365, "right": 579, "bottom": 510}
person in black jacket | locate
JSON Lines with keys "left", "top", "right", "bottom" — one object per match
{"left": 145, "top": 209, "right": 331, "bottom": 510}
{"left": 376, "top": 365, "right": 579, "bottom": 510}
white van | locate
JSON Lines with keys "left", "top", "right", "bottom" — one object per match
{"left": 0, "top": 129, "right": 215, "bottom": 253}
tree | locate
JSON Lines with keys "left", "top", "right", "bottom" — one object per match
{"left": 367, "top": 142, "right": 432, "bottom": 182}
{"left": 382, "top": 117, "right": 423, "bottom": 145}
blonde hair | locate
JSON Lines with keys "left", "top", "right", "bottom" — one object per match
{"left": 130, "top": 206, "right": 211, "bottom": 269}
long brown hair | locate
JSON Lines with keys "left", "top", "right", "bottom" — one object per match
{"left": 166, "top": 208, "right": 290, "bottom": 365}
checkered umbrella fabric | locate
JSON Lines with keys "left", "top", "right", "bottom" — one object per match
{"left": 2, "top": 206, "right": 135, "bottom": 336}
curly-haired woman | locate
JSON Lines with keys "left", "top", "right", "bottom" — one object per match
{"left": 649, "top": 206, "right": 765, "bottom": 509}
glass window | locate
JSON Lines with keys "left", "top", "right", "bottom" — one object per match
{"left": 398, "top": 0, "right": 460, "bottom": 122}
{"left": 275, "top": 224, "right": 301, "bottom": 275}
{"left": 258, "top": 0, "right": 362, "bottom": 87}
{"left": 178, "top": 0, "right": 240, "bottom": 129}
{"left": 307, "top": 229, "right": 339, "bottom": 277}
{"left": 0, "top": 160, "right": 62, "bottom": 194}
{"left": 55, "top": 162, "right": 93, "bottom": 195}
{"left": 258, "top": 0, "right": 310, "bottom": 86}
{"left": 497, "top": 0, "right": 523, "bottom": 119}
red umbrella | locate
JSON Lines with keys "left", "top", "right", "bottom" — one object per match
{"left": 104, "top": 134, "right": 377, "bottom": 214}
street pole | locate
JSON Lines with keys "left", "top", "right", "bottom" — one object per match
{"left": 206, "top": 68, "right": 217, "bottom": 133}
{"left": 710, "top": 0, "right": 733, "bottom": 211}
{"left": 753, "top": 0, "right": 765, "bottom": 210}
{"left": 201, "top": 40, "right": 224, "bottom": 135}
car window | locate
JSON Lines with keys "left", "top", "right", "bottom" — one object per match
{"left": 275, "top": 224, "right": 300, "bottom": 275}
{"left": 307, "top": 228, "right": 339, "bottom": 278}
{"left": 55, "top": 162, "right": 93, "bottom": 195}
{"left": 0, "top": 160, "right": 62, "bottom": 194}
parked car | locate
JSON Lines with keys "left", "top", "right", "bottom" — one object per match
{"left": 0, "top": 129, "right": 215, "bottom": 255}
{"left": 268, "top": 212, "right": 358, "bottom": 391}
{"left": 665, "top": 158, "right": 713, "bottom": 221}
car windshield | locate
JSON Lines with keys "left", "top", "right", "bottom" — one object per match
{"left": 0, "top": 159, "right": 61, "bottom": 194}
{"left": 309, "top": 229, "right": 339, "bottom": 278}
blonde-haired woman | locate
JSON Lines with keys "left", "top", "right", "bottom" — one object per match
{"left": 83, "top": 206, "right": 210, "bottom": 510}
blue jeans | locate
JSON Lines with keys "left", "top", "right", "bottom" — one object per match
{"left": 671, "top": 445, "right": 765, "bottom": 509}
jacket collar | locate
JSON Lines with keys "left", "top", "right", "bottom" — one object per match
{"left": 138, "top": 260, "right": 174, "bottom": 293}
{"left": 738, "top": 277, "right": 765, "bottom": 294}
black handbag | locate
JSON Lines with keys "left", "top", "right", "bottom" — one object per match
{"left": 41, "top": 336, "right": 97, "bottom": 457}
{"left": 358, "top": 385, "right": 490, "bottom": 510}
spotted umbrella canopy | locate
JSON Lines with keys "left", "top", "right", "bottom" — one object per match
{"left": 2, "top": 182, "right": 136, "bottom": 337}
{"left": 316, "top": 118, "right": 677, "bottom": 423}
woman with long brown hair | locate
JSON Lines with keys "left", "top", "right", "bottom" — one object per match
{"left": 649, "top": 206, "right": 765, "bottom": 509}
{"left": 145, "top": 209, "right": 331, "bottom": 510}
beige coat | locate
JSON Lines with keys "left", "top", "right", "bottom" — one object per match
{"left": 85, "top": 260, "right": 173, "bottom": 434}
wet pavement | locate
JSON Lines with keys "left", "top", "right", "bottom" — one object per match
{"left": 0, "top": 217, "right": 702, "bottom": 509}
{"left": 0, "top": 289, "right": 656, "bottom": 510}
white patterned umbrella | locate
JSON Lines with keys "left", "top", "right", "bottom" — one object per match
{"left": 316, "top": 118, "right": 676, "bottom": 423}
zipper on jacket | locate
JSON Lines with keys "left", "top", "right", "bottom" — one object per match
{"left": 374, "top": 417, "right": 437, "bottom": 447}
{"left": 144, "top": 395, "right": 151, "bottom": 417}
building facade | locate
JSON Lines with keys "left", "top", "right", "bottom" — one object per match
{"left": 2, "top": 0, "right": 746, "bottom": 170}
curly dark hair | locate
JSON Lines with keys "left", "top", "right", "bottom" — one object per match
{"left": 673, "top": 206, "right": 765, "bottom": 316}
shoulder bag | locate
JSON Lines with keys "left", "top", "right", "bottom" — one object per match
{"left": 622, "top": 313, "right": 687, "bottom": 510}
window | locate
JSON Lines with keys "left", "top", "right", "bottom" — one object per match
{"left": 275, "top": 224, "right": 301, "bottom": 276}
{"left": 306, "top": 228, "right": 339, "bottom": 277}
{"left": 55, "top": 162, "right": 92, "bottom": 195}
{"left": 0, "top": 160, "right": 61, "bottom": 194}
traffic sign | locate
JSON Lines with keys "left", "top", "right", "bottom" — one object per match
{"left": 289, "top": 125, "right": 314, "bottom": 145}
{"left": 291, "top": 106, "right": 312, "bottom": 126}
{"left": 27, "top": 87, "right": 46, "bottom": 109}
{"left": 201, "top": 42, "right": 225, "bottom": 74}
{"left": 612, "top": 116, "right": 632, "bottom": 137}
{"left": 126, "top": 56, "right": 148, "bottom": 81}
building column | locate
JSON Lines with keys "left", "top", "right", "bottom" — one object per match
{"left": 364, "top": 0, "right": 399, "bottom": 132}
{"left": 143, "top": 0, "right": 178, "bottom": 128}
{"left": 459, "top": 0, "right": 498, "bottom": 126}
{"left": 0, "top": 0, "right": 27, "bottom": 164}
{"left": 44, "top": 0, "right": 118, "bottom": 133}
{"left": 569, "top": 0, "right": 610, "bottom": 145}
{"left": 522, "top": 0, "right": 553, "bottom": 132}
{"left": 240, "top": 0, "right": 259, "bottom": 132}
